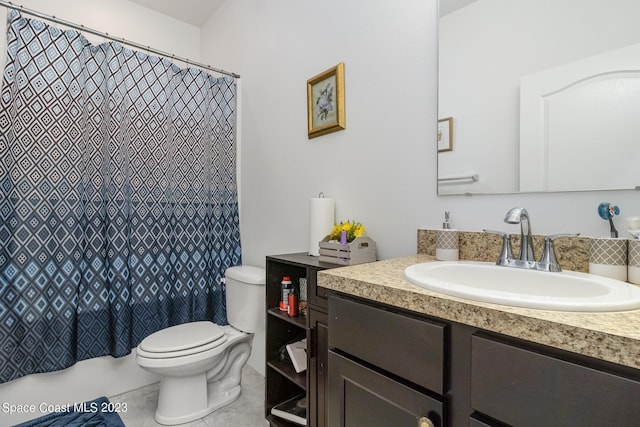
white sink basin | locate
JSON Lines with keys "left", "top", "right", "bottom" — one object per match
{"left": 404, "top": 261, "right": 640, "bottom": 312}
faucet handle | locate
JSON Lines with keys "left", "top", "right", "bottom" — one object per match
{"left": 537, "top": 233, "right": 580, "bottom": 272}
{"left": 483, "top": 229, "right": 513, "bottom": 266}
{"left": 483, "top": 229, "right": 508, "bottom": 236}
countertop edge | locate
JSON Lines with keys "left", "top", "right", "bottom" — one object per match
{"left": 317, "top": 255, "right": 640, "bottom": 370}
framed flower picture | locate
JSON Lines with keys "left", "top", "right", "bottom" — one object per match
{"left": 438, "top": 117, "right": 453, "bottom": 152}
{"left": 307, "top": 62, "right": 346, "bottom": 139}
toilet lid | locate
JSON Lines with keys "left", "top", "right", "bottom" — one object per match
{"left": 139, "top": 321, "right": 226, "bottom": 353}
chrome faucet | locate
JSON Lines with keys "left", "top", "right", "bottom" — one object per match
{"left": 484, "top": 207, "right": 579, "bottom": 272}
{"left": 504, "top": 207, "right": 536, "bottom": 266}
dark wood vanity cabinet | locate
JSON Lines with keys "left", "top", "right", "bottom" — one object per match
{"left": 328, "top": 294, "right": 446, "bottom": 427}
{"left": 326, "top": 293, "right": 640, "bottom": 427}
{"left": 470, "top": 334, "right": 640, "bottom": 427}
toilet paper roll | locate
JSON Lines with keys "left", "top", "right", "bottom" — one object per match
{"left": 309, "top": 197, "right": 335, "bottom": 256}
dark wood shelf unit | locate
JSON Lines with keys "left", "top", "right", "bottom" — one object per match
{"left": 265, "top": 252, "right": 339, "bottom": 427}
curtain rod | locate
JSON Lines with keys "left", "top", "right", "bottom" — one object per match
{"left": 0, "top": 0, "right": 240, "bottom": 78}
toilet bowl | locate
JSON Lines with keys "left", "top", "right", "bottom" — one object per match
{"left": 136, "top": 265, "right": 265, "bottom": 425}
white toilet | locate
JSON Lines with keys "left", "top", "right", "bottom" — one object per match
{"left": 136, "top": 265, "right": 265, "bottom": 425}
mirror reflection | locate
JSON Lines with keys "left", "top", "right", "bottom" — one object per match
{"left": 438, "top": 0, "right": 640, "bottom": 195}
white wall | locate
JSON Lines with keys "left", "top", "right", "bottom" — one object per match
{"left": 201, "top": 0, "right": 437, "bottom": 266}
{"left": 0, "top": 1, "right": 199, "bottom": 424}
{"left": 201, "top": 0, "right": 640, "bottom": 375}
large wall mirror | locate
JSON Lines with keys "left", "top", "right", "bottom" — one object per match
{"left": 438, "top": 0, "right": 640, "bottom": 195}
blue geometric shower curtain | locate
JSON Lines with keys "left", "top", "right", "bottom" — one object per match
{"left": 0, "top": 11, "right": 241, "bottom": 383}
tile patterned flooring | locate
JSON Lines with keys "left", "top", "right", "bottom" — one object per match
{"left": 110, "top": 366, "right": 268, "bottom": 426}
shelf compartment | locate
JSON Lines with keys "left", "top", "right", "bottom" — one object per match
{"left": 268, "top": 358, "right": 306, "bottom": 390}
{"left": 266, "top": 365, "right": 306, "bottom": 424}
{"left": 268, "top": 307, "right": 306, "bottom": 329}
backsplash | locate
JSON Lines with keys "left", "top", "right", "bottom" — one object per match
{"left": 418, "top": 229, "right": 590, "bottom": 273}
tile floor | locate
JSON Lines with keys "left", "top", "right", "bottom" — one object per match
{"left": 110, "top": 366, "right": 268, "bottom": 426}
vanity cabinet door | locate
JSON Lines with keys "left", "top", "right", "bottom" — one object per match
{"left": 308, "top": 308, "right": 328, "bottom": 427}
{"left": 328, "top": 351, "right": 443, "bottom": 427}
{"left": 471, "top": 334, "right": 640, "bottom": 427}
{"left": 329, "top": 294, "right": 446, "bottom": 394}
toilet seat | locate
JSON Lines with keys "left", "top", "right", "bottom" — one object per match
{"left": 138, "top": 321, "right": 228, "bottom": 359}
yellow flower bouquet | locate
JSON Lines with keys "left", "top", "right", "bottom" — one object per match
{"left": 328, "top": 220, "right": 365, "bottom": 243}
{"left": 319, "top": 220, "right": 376, "bottom": 265}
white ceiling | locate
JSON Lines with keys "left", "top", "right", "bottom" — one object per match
{"left": 129, "top": 0, "right": 225, "bottom": 27}
{"left": 130, "top": 0, "right": 477, "bottom": 26}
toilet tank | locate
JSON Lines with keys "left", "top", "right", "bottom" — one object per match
{"left": 224, "top": 265, "right": 265, "bottom": 333}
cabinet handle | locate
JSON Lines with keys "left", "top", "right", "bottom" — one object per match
{"left": 309, "top": 325, "right": 316, "bottom": 358}
{"left": 418, "top": 416, "right": 435, "bottom": 427}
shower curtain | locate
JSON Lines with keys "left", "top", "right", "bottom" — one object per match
{"left": 0, "top": 11, "right": 241, "bottom": 383}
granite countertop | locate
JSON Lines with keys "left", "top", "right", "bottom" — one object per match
{"left": 317, "top": 255, "right": 640, "bottom": 370}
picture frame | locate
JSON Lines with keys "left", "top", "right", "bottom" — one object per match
{"left": 307, "top": 62, "right": 346, "bottom": 139}
{"left": 438, "top": 117, "right": 453, "bottom": 152}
